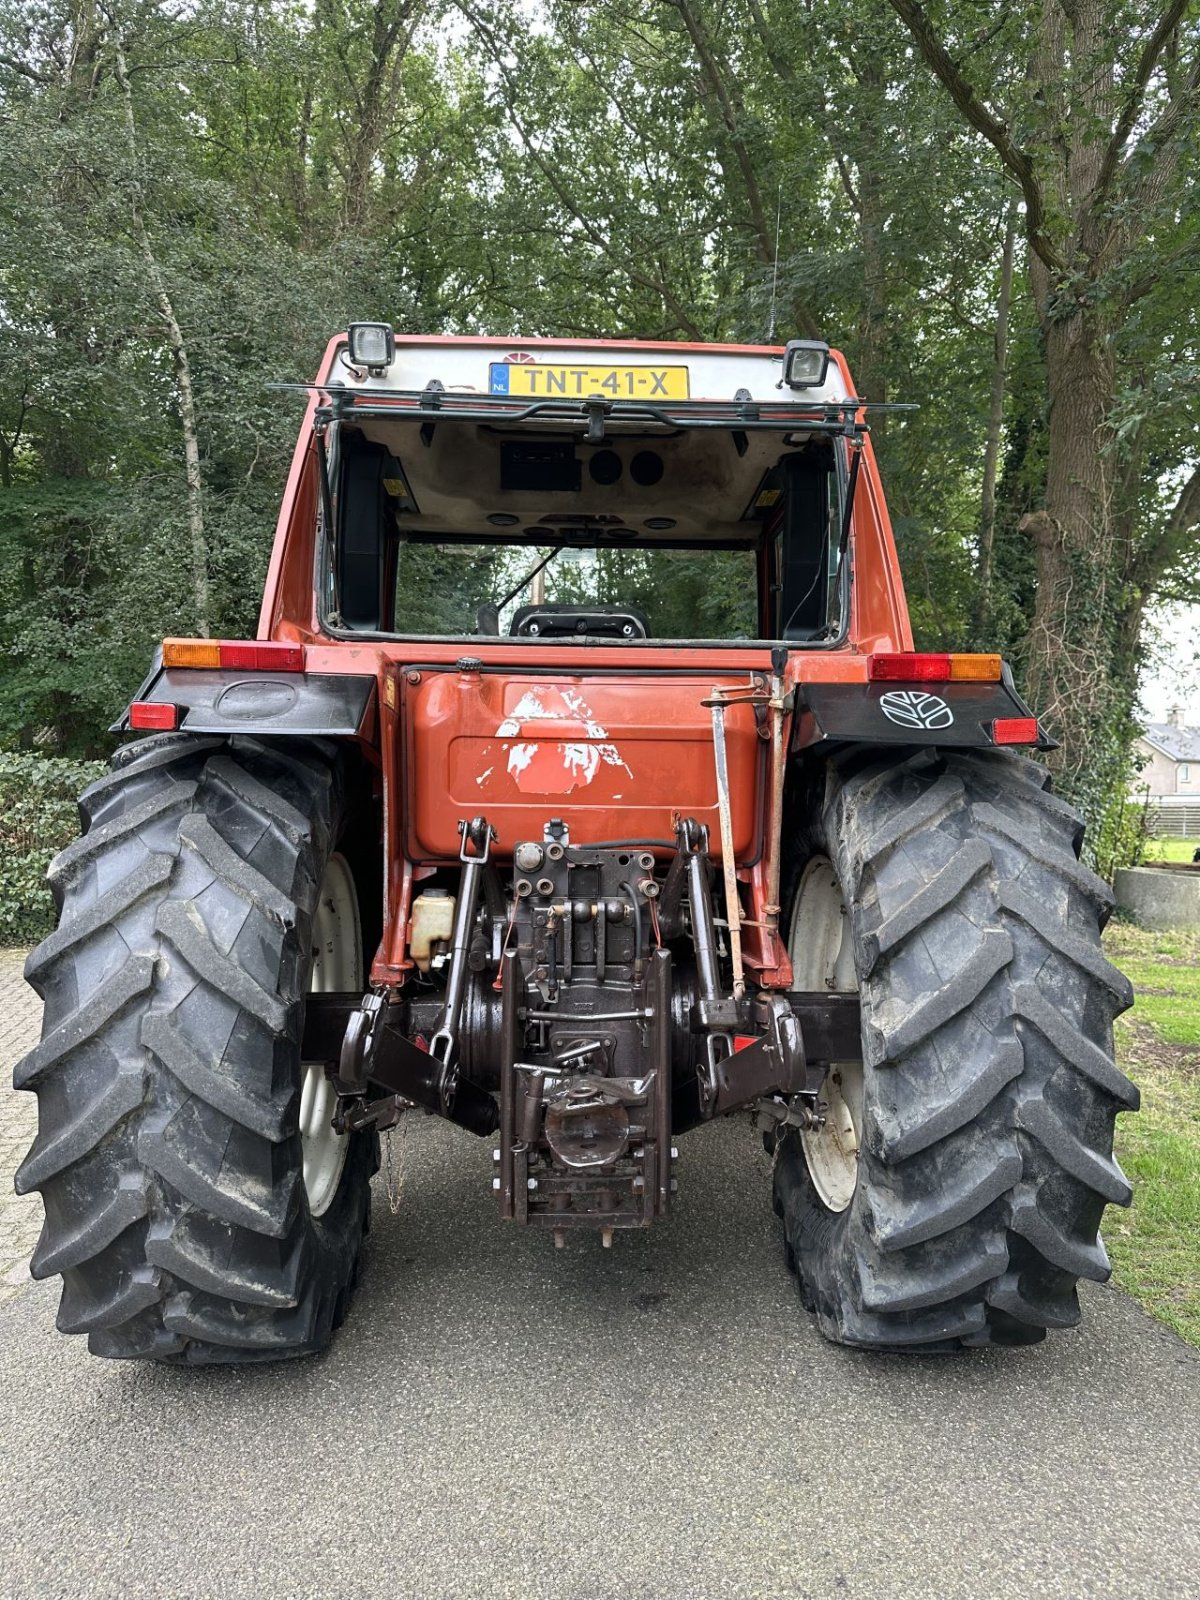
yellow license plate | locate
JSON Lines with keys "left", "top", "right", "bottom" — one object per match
{"left": 488, "top": 362, "right": 690, "bottom": 400}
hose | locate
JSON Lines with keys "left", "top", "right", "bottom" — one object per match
{"left": 620, "top": 879, "right": 644, "bottom": 979}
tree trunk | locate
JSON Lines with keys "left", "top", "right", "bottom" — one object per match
{"left": 112, "top": 36, "right": 209, "bottom": 634}
{"left": 853, "top": 158, "right": 889, "bottom": 409}
{"left": 845, "top": 51, "right": 889, "bottom": 413}
{"left": 344, "top": 0, "right": 417, "bottom": 232}
{"left": 976, "top": 203, "right": 1017, "bottom": 631}
{"left": 671, "top": 0, "right": 820, "bottom": 339}
{"left": 1022, "top": 291, "right": 1120, "bottom": 786}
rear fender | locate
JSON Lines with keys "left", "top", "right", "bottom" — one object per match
{"left": 112, "top": 650, "right": 377, "bottom": 741}
{"left": 794, "top": 664, "right": 1055, "bottom": 752}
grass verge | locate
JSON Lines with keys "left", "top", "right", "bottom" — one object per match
{"left": 1143, "top": 836, "right": 1200, "bottom": 865}
{"left": 1103, "top": 922, "right": 1200, "bottom": 1347}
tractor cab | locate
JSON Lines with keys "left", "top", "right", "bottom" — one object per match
{"left": 317, "top": 331, "right": 865, "bottom": 644}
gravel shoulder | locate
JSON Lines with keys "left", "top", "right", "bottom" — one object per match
{"left": 0, "top": 949, "right": 42, "bottom": 1302}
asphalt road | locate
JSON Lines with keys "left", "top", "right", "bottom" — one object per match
{"left": 2, "top": 1104, "right": 1198, "bottom": 1600}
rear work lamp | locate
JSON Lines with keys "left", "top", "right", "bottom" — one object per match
{"left": 781, "top": 339, "right": 830, "bottom": 390}
{"left": 347, "top": 322, "right": 396, "bottom": 373}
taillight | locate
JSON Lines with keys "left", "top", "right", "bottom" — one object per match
{"left": 868, "top": 653, "right": 1002, "bottom": 682}
{"left": 129, "top": 702, "right": 180, "bottom": 731}
{"left": 991, "top": 717, "right": 1040, "bottom": 745}
{"left": 161, "top": 639, "right": 305, "bottom": 672}
{"left": 219, "top": 641, "right": 305, "bottom": 670}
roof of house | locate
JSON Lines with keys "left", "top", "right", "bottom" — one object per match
{"left": 1140, "top": 722, "right": 1200, "bottom": 762}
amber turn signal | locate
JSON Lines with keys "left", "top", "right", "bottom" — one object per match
{"left": 162, "top": 638, "right": 221, "bottom": 668}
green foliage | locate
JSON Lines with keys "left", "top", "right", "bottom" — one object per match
{"left": 0, "top": 751, "right": 105, "bottom": 944}
{"left": 546, "top": 549, "right": 758, "bottom": 639}
{"left": 1144, "top": 837, "right": 1200, "bottom": 865}
{"left": 1078, "top": 763, "right": 1152, "bottom": 883}
{"left": 1109, "top": 1041, "right": 1200, "bottom": 1349}
{"left": 390, "top": 544, "right": 759, "bottom": 638}
{"left": 1012, "top": 690, "right": 1148, "bottom": 882}
{"left": 0, "top": 0, "right": 1196, "bottom": 856}
{"left": 1105, "top": 922, "right": 1200, "bottom": 1347}
{"left": 393, "top": 543, "right": 514, "bottom": 634}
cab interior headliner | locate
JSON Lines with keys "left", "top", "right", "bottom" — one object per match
{"left": 346, "top": 415, "right": 830, "bottom": 544}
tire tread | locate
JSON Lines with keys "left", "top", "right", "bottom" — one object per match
{"left": 12, "top": 734, "right": 373, "bottom": 1364}
{"left": 776, "top": 745, "right": 1136, "bottom": 1351}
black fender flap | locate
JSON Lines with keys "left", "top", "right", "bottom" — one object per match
{"left": 795, "top": 667, "right": 1055, "bottom": 752}
{"left": 112, "top": 664, "right": 376, "bottom": 739}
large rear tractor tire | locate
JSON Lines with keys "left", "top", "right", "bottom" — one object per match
{"left": 14, "top": 733, "right": 377, "bottom": 1363}
{"left": 774, "top": 747, "right": 1138, "bottom": 1350}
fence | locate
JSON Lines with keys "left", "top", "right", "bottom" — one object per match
{"left": 1144, "top": 800, "right": 1200, "bottom": 838}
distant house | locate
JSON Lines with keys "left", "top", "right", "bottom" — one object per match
{"left": 1134, "top": 708, "right": 1200, "bottom": 797}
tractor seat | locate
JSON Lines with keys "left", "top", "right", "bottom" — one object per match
{"left": 509, "top": 603, "right": 650, "bottom": 640}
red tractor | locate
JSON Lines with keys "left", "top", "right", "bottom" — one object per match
{"left": 14, "top": 329, "right": 1138, "bottom": 1362}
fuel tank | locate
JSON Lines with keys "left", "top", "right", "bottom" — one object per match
{"left": 399, "top": 665, "right": 764, "bottom": 861}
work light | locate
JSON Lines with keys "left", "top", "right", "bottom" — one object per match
{"left": 781, "top": 338, "right": 830, "bottom": 389}
{"left": 347, "top": 322, "right": 396, "bottom": 372}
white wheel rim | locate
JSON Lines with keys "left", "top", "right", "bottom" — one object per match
{"left": 788, "top": 857, "right": 863, "bottom": 1213}
{"left": 302, "top": 853, "right": 362, "bottom": 1218}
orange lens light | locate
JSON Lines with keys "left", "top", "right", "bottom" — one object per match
{"left": 949, "top": 654, "right": 1003, "bottom": 681}
{"left": 162, "top": 638, "right": 221, "bottom": 669}
{"left": 869, "top": 653, "right": 1002, "bottom": 683}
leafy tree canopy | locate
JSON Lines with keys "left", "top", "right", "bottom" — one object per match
{"left": 0, "top": 0, "right": 1196, "bottom": 872}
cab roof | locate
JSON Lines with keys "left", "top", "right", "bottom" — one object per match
{"left": 317, "top": 334, "right": 856, "bottom": 545}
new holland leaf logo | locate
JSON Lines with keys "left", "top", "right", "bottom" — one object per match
{"left": 879, "top": 690, "right": 955, "bottom": 730}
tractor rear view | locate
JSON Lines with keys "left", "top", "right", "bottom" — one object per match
{"left": 14, "top": 328, "right": 1138, "bottom": 1362}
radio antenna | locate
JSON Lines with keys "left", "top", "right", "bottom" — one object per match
{"left": 767, "top": 186, "right": 783, "bottom": 341}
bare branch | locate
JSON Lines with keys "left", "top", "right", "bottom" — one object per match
{"left": 1119, "top": 47, "right": 1200, "bottom": 206}
{"left": 1132, "top": 465, "right": 1200, "bottom": 595}
{"left": 0, "top": 51, "right": 51, "bottom": 84}
{"left": 1094, "top": 0, "right": 1190, "bottom": 203}
{"left": 886, "top": 0, "right": 1062, "bottom": 272}
{"left": 1122, "top": 234, "right": 1200, "bottom": 307}
{"left": 832, "top": 148, "right": 862, "bottom": 214}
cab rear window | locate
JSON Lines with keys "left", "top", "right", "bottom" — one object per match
{"left": 388, "top": 542, "right": 759, "bottom": 640}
